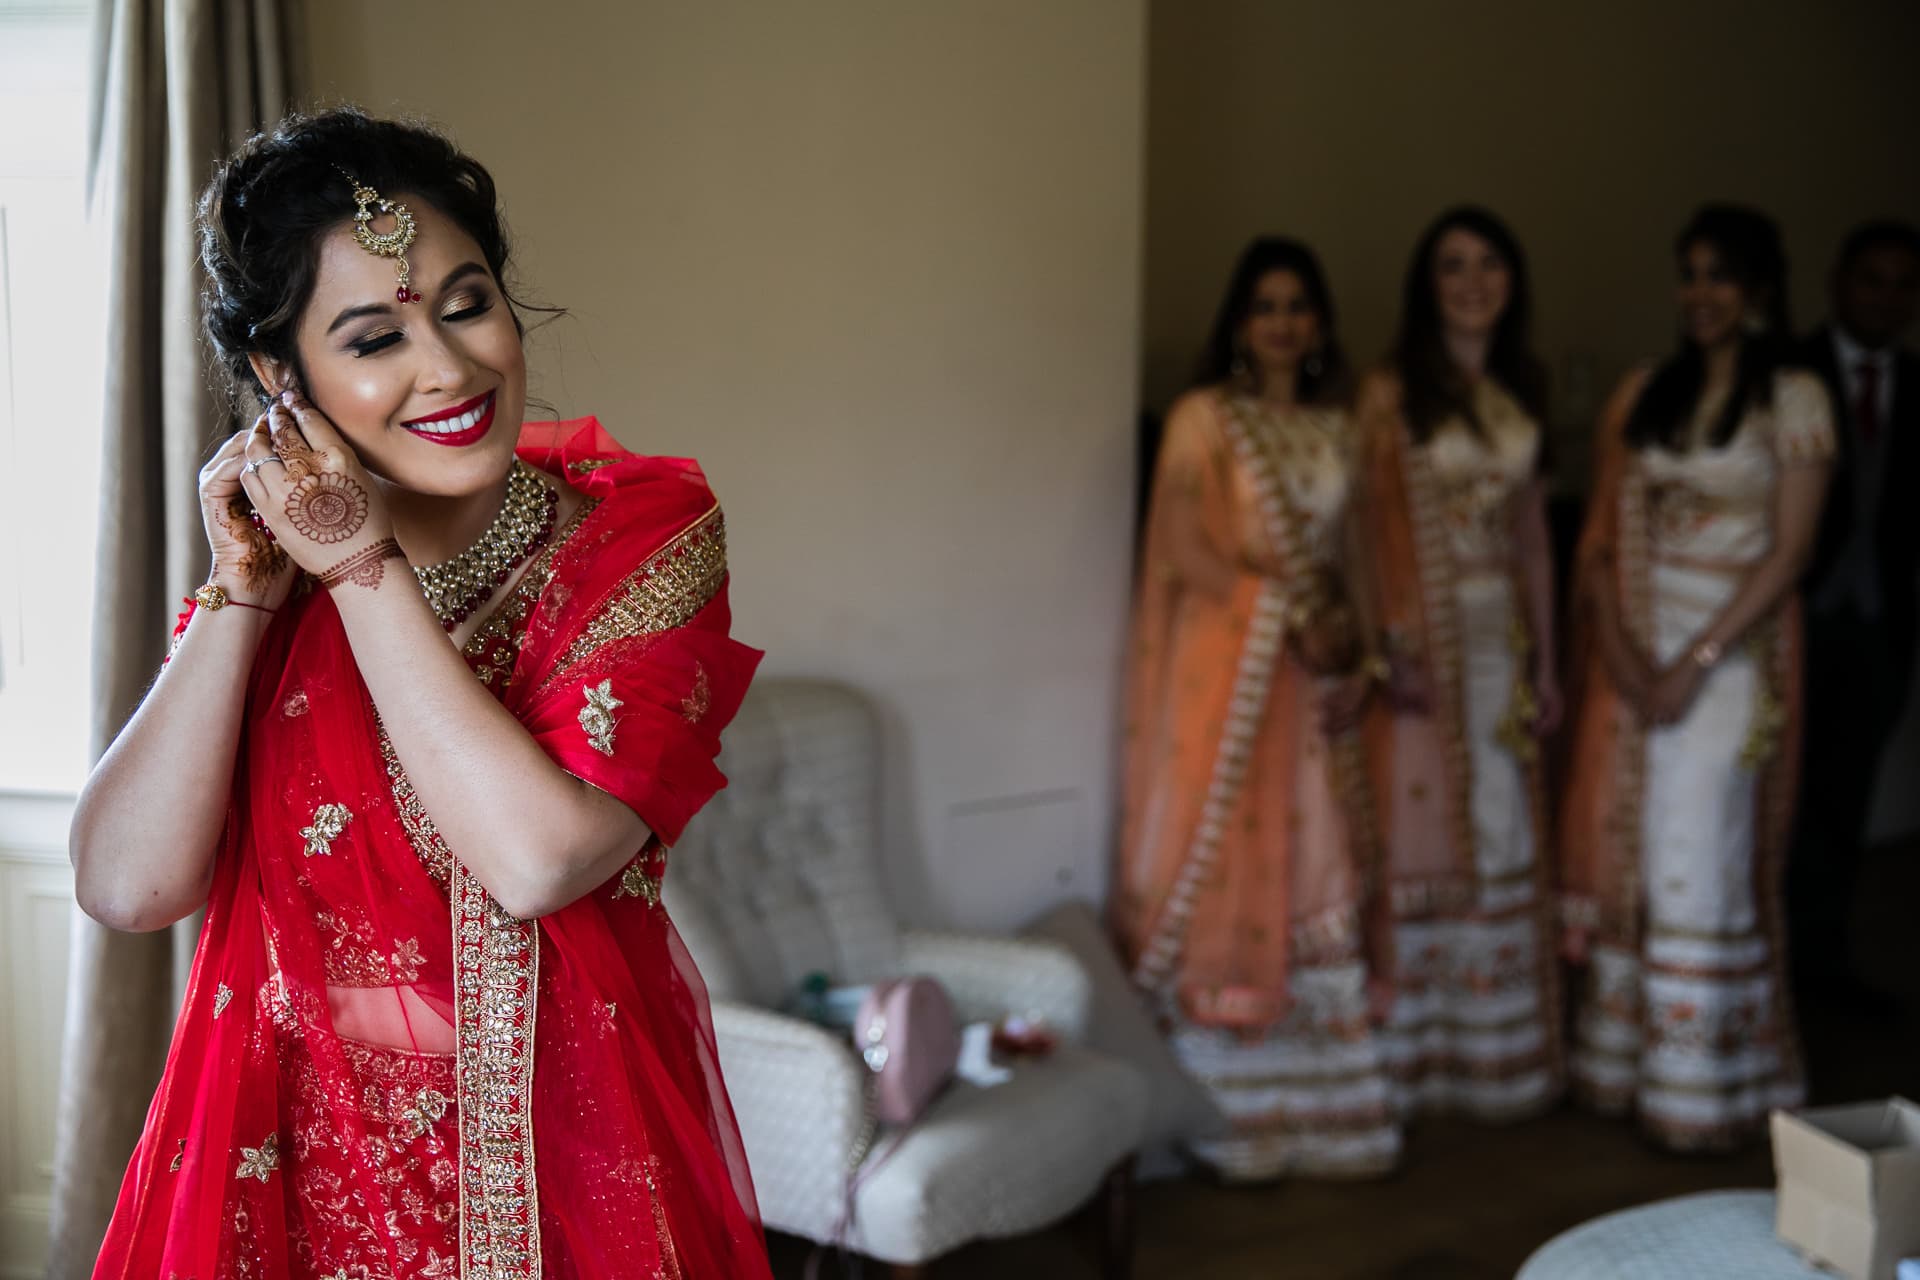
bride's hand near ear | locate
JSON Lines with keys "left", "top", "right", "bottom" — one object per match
{"left": 199, "top": 413, "right": 297, "bottom": 608}
{"left": 239, "top": 389, "right": 398, "bottom": 579}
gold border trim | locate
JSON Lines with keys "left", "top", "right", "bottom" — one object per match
{"left": 1129, "top": 395, "right": 1304, "bottom": 994}
{"left": 454, "top": 864, "right": 541, "bottom": 1279}
{"left": 539, "top": 505, "right": 728, "bottom": 696}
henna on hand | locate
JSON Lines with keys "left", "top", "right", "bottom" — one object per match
{"left": 217, "top": 498, "right": 290, "bottom": 592}
{"left": 285, "top": 473, "right": 371, "bottom": 544}
{"left": 270, "top": 419, "right": 322, "bottom": 483}
{"left": 317, "top": 538, "right": 405, "bottom": 592}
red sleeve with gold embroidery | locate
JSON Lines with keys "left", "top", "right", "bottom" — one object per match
{"left": 515, "top": 507, "right": 761, "bottom": 846}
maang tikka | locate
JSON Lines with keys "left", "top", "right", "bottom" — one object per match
{"left": 340, "top": 171, "right": 421, "bottom": 303}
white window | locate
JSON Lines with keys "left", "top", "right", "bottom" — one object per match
{"left": 0, "top": 0, "right": 106, "bottom": 794}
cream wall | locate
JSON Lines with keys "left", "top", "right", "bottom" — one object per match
{"left": 1146, "top": 0, "right": 1920, "bottom": 837}
{"left": 300, "top": 3, "right": 1147, "bottom": 927}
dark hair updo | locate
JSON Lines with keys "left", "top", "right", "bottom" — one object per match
{"left": 198, "top": 106, "right": 538, "bottom": 417}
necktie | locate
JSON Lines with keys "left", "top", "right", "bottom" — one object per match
{"left": 1855, "top": 359, "right": 1881, "bottom": 445}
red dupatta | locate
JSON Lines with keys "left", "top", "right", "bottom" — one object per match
{"left": 93, "top": 418, "right": 771, "bottom": 1279}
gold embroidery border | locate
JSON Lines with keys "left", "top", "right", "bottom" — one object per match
{"left": 537, "top": 505, "right": 728, "bottom": 697}
{"left": 454, "top": 864, "right": 540, "bottom": 1279}
{"left": 1129, "top": 394, "right": 1301, "bottom": 995}
{"left": 380, "top": 728, "right": 453, "bottom": 886}
{"left": 1231, "top": 393, "right": 1385, "bottom": 937}
{"left": 1399, "top": 431, "right": 1476, "bottom": 888}
{"left": 386, "top": 492, "right": 599, "bottom": 1278}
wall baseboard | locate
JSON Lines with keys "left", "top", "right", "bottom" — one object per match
{"left": 0, "top": 792, "right": 75, "bottom": 1280}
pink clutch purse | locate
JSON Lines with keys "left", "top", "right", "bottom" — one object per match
{"left": 855, "top": 977, "right": 959, "bottom": 1127}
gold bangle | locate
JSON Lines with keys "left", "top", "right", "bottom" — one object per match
{"left": 194, "top": 583, "right": 275, "bottom": 615}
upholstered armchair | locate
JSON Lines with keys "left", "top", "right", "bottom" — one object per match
{"left": 665, "top": 680, "right": 1149, "bottom": 1277}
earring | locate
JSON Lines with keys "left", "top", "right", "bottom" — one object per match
{"left": 1304, "top": 349, "right": 1325, "bottom": 379}
{"left": 1741, "top": 309, "right": 1766, "bottom": 336}
{"left": 1231, "top": 347, "right": 1254, "bottom": 390}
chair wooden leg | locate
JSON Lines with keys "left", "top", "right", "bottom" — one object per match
{"left": 1097, "top": 1155, "right": 1137, "bottom": 1280}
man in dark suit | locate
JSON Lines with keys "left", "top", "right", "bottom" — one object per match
{"left": 1791, "top": 219, "right": 1920, "bottom": 996}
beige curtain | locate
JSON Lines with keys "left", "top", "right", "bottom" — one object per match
{"left": 48, "top": 2, "right": 292, "bottom": 1274}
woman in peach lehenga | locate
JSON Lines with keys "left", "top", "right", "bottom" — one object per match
{"left": 1356, "top": 207, "right": 1565, "bottom": 1123}
{"left": 1116, "top": 238, "right": 1399, "bottom": 1182}
{"left": 1560, "top": 205, "right": 1830, "bottom": 1150}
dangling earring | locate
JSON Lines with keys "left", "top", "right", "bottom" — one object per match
{"left": 1741, "top": 309, "right": 1766, "bottom": 336}
{"left": 1231, "top": 346, "right": 1256, "bottom": 392}
{"left": 1304, "top": 348, "right": 1325, "bottom": 380}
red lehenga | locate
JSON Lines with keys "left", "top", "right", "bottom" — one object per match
{"left": 92, "top": 419, "right": 772, "bottom": 1279}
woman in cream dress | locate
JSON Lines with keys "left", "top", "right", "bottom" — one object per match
{"left": 1561, "top": 205, "right": 1832, "bottom": 1149}
{"left": 1357, "top": 207, "right": 1565, "bottom": 1122}
{"left": 1118, "top": 238, "right": 1399, "bottom": 1181}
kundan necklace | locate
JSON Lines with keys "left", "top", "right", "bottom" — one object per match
{"left": 413, "top": 459, "right": 560, "bottom": 630}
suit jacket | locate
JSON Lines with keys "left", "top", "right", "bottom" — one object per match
{"left": 1798, "top": 327, "right": 1920, "bottom": 671}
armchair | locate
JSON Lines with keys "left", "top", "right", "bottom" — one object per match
{"left": 665, "top": 680, "right": 1147, "bottom": 1276}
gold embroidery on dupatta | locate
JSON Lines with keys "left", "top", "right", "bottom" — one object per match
{"left": 541, "top": 507, "right": 728, "bottom": 693}
{"left": 391, "top": 936, "right": 425, "bottom": 982}
{"left": 567, "top": 457, "right": 619, "bottom": 475}
{"left": 380, "top": 728, "right": 454, "bottom": 887}
{"left": 301, "top": 804, "right": 352, "bottom": 857}
{"left": 454, "top": 867, "right": 540, "bottom": 1279}
{"left": 645, "top": 1155, "right": 687, "bottom": 1280}
{"left": 396, "top": 1088, "right": 450, "bottom": 1144}
{"left": 464, "top": 499, "right": 602, "bottom": 690}
{"left": 579, "top": 680, "right": 623, "bottom": 756}
{"left": 612, "top": 857, "right": 663, "bottom": 908}
{"left": 1129, "top": 395, "right": 1304, "bottom": 995}
{"left": 681, "top": 664, "right": 711, "bottom": 724}
{"left": 235, "top": 1132, "right": 280, "bottom": 1183}
{"left": 1399, "top": 432, "right": 1477, "bottom": 892}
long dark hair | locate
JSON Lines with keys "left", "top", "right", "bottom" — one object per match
{"left": 1192, "top": 236, "right": 1349, "bottom": 404}
{"left": 197, "top": 106, "right": 556, "bottom": 419}
{"left": 1624, "top": 204, "right": 1792, "bottom": 452}
{"left": 1392, "top": 206, "right": 1548, "bottom": 442}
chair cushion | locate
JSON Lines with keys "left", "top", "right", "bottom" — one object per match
{"left": 846, "top": 1044, "right": 1149, "bottom": 1264}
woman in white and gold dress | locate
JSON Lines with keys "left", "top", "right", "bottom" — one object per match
{"left": 1357, "top": 207, "right": 1565, "bottom": 1122}
{"left": 1118, "top": 238, "right": 1399, "bottom": 1180}
{"left": 1561, "top": 205, "right": 1832, "bottom": 1149}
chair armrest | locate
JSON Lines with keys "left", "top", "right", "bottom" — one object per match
{"left": 898, "top": 930, "right": 1091, "bottom": 1042}
{"left": 711, "top": 1000, "right": 866, "bottom": 1240}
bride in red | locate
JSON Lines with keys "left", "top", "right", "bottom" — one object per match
{"left": 69, "top": 108, "right": 772, "bottom": 1279}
